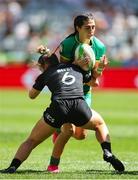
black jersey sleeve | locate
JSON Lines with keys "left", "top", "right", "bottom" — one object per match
{"left": 82, "top": 70, "right": 92, "bottom": 83}
{"left": 33, "top": 73, "right": 45, "bottom": 91}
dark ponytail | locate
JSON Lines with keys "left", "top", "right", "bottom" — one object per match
{"left": 38, "top": 53, "right": 59, "bottom": 67}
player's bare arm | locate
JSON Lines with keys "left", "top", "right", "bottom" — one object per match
{"left": 29, "top": 88, "right": 41, "bottom": 99}
{"left": 93, "top": 55, "right": 108, "bottom": 78}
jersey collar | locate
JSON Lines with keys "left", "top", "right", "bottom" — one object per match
{"left": 75, "top": 33, "right": 93, "bottom": 45}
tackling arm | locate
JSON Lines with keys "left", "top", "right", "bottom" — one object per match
{"left": 29, "top": 88, "right": 41, "bottom": 99}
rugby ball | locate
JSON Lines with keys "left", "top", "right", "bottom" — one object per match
{"left": 75, "top": 44, "right": 95, "bottom": 71}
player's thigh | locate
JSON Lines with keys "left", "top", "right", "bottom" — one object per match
{"left": 81, "top": 109, "right": 104, "bottom": 130}
{"left": 28, "top": 117, "right": 55, "bottom": 142}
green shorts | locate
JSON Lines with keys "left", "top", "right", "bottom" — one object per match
{"left": 84, "top": 92, "right": 92, "bottom": 107}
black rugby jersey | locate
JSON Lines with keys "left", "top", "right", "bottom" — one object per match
{"left": 33, "top": 64, "right": 91, "bottom": 100}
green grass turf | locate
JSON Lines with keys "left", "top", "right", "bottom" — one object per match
{"left": 0, "top": 89, "right": 138, "bottom": 179}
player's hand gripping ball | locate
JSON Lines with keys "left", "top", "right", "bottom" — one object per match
{"left": 75, "top": 44, "right": 96, "bottom": 71}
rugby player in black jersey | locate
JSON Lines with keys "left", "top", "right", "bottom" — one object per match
{"left": 0, "top": 54, "right": 125, "bottom": 173}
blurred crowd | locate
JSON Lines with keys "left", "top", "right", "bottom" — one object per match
{"left": 0, "top": 0, "right": 138, "bottom": 67}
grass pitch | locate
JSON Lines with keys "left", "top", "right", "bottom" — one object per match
{"left": 0, "top": 89, "right": 138, "bottom": 179}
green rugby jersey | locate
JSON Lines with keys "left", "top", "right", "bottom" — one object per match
{"left": 59, "top": 33, "right": 106, "bottom": 94}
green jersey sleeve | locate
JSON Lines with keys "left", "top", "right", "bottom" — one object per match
{"left": 59, "top": 35, "right": 78, "bottom": 62}
{"left": 92, "top": 36, "right": 106, "bottom": 61}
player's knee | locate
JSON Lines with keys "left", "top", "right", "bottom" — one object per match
{"left": 61, "top": 125, "right": 74, "bottom": 136}
{"left": 64, "top": 128, "right": 74, "bottom": 136}
{"left": 73, "top": 130, "right": 87, "bottom": 140}
{"left": 94, "top": 119, "right": 105, "bottom": 131}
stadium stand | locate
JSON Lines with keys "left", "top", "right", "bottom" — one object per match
{"left": 0, "top": 0, "right": 138, "bottom": 66}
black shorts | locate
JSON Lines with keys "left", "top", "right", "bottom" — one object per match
{"left": 43, "top": 98, "right": 92, "bottom": 128}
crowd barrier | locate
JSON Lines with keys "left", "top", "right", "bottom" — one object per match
{"left": 0, "top": 65, "right": 138, "bottom": 89}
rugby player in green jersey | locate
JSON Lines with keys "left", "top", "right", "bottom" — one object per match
{"left": 57, "top": 12, "right": 106, "bottom": 139}
{"left": 37, "top": 13, "right": 110, "bottom": 172}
